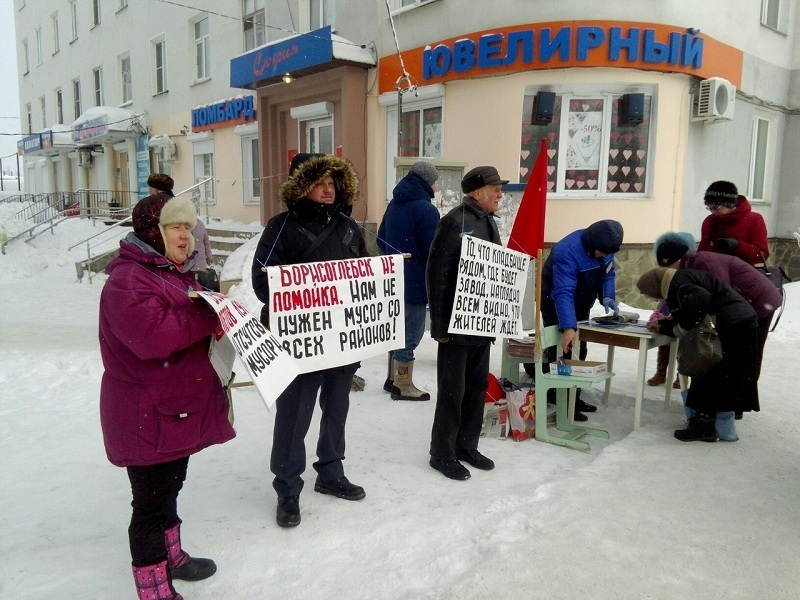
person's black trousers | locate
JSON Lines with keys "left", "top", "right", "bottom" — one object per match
{"left": 126, "top": 457, "right": 189, "bottom": 567}
{"left": 430, "top": 342, "right": 491, "bottom": 460}
{"left": 271, "top": 363, "right": 358, "bottom": 498}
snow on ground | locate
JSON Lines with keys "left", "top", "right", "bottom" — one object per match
{"left": 1, "top": 201, "right": 799, "bottom": 599}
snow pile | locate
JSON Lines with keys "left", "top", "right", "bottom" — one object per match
{"left": 1, "top": 203, "right": 799, "bottom": 598}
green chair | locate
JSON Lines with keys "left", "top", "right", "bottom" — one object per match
{"left": 534, "top": 325, "right": 614, "bottom": 451}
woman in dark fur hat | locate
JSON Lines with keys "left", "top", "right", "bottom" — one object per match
{"left": 250, "top": 154, "right": 368, "bottom": 528}
{"left": 637, "top": 267, "right": 759, "bottom": 442}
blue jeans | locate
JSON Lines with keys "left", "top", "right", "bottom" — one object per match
{"left": 392, "top": 303, "right": 427, "bottom": 363}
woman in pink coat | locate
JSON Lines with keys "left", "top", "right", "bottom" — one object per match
{"left": 99, "top": 193, "right": 235, "bottom": 600}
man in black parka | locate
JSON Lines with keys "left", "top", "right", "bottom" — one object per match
{"left": 251, "top": 154, "right": 369, "bottom": 527}
{"left": 426, "top": 166, "right": 508, "bottom": 481}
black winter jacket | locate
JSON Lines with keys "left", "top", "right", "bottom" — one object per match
{"left": 426, "top": 196, "right": 501, "bottom": 345}
{"left": 657, "top": 269, "right": 757, "bottom": 334}
{"left": 251, "top": 199, "right": 368, "bottom": 325}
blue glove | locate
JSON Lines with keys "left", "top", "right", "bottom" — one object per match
{"left": 602, "top": 297, "right": 620, "bottom": 318}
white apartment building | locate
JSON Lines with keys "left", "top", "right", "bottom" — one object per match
{"left": 13, "top": 0, "right": 376, "bottom": 225}
{"left": 13, "top": 0, "right": 800, "bottom": 274}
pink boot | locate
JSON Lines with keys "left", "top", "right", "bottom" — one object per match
{"left": 164, "top": 522, "right": 217, "bottom": 581}
{"left": 132, "top": 561, "right": 183, "bottom": 600}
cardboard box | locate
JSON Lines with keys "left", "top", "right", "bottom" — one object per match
{"left": 550, "top": 359, "right": 607, "bottom": 378}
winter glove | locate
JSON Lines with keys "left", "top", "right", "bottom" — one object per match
{"left": 602, "top": 297, "right": 620, "bottom": 318}
{"left": 716, "top": 237, "right": 739, "bottom": 254}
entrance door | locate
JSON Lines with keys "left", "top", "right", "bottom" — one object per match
{"left": 306, "top": 118, "right": 333, "bottom": 155}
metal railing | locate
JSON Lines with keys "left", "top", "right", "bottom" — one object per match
{"left": 68, "top": 178, "right": 213, "bottom": 283}
{"left": 1, "top": 204, "right": 127, "bottom": 255}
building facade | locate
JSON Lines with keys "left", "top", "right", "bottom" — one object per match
{"left": 13, "top": 0, "right": 800, "bottom": 279}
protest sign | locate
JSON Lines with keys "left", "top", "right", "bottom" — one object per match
{"left": 196, "top": 291, "right": 300, "bottom": 410}
{"left": 266, "top": 255, "right": 405, "bottom": 373}
{"left": 447, "top": 235, "right": 529, "bottom": 338}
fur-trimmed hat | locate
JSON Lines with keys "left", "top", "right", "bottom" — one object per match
{"left": 653, "top": 231, "right": 696, "bottom": 266}
{"left": 279, "top": 154, "right": 359, "bottom": 208}
{"left": 704, "top": 180, "right": 738, "bottom": 207}
{"left": 147, "top": 173, "right": 175, "bottom": 196}
{"left": 132, "top": 194, "right": 197, "bottom": 256}
{"left": 636, "top": 267, "right": 676, "bottom": 301}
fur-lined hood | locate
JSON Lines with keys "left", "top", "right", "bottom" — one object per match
{"left": 279, "top": 155, "right": 359, "bottom": 209}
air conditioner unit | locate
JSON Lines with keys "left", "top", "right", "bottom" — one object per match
{"left": 693, "top": 77, "right": 736, "bottom": 122}
{"left": 158, "top": 144, "right": 178, "bottom": 163}
{"left": 78, "top": 151, "right": 93, "bottom": 167}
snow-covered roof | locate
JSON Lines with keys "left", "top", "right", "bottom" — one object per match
{"left": 331, "top": 34, "right": 375, "bottom": 66}
{"left": 71, "top": 106, "right": 145, "bottom": 132}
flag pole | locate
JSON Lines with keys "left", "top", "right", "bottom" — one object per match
{"left": 534, "top": 248, "right": 543, "bottom": 360}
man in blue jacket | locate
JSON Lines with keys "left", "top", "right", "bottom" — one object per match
{"left": 533, "top": 219, "right": 624, "bottom": 421}
{"left": 378, "top": 161, "right": 441, "bottom": 400}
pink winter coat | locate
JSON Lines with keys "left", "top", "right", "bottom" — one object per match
{"left": 681, "top": 250, "right": 782, "bottom": 319}
{"left": 99, "top": 235, "right": 235, "bottom": 467}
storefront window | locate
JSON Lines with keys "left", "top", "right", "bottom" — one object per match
{"left": 242, "top": 135, "right": 260, "bottom": 204}
{"left": 399, "top": 105, "right": 441, "bottom": 157}
{"left": 520, "top": 90, "right": 652, "bottom": 196}
{"left": 192, "top": 140, "right": 215, "bottom": 204}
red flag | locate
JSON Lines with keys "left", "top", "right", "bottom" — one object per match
{"left": 507, "top": 138, "right": 548, "bottom": 256}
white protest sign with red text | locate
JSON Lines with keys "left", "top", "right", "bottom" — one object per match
{"left": 196, "top": 291, "right": 300, "bottom": 410}
{"left": 266, "top": 255, "right": 405, "bottom": 373}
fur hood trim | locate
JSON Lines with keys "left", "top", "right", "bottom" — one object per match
{"left": 279, "top": 155, "right": 359, "bottom": 208}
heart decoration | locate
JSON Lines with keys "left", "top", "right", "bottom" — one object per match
{"left": 577, "top": 181, "right": 585, "bottom": 188}
{"left": 588, "top": 179, "right": 597, "bottom": 188}
{"left": 520, "top": 150, "right": 530, "bottom": 160}
{"left": 624, "top": 133, "right": 633, "bottom": 143}
{"left": 635, "top": 167, "right": 645, "bottom": 177}
{"left": 608, "top": 166, "right": 618, "bottom": 175}
{"left": 607, "top": 181, "right": 618, "bottom": 191}
{"left": 622, "top": 166, "right": 630, "bottom": 176}
{"left": 521, "top": 134, "right": 531, "bottom": 144}
{"left": 547, "top": 166, "right": 555, "bottom": 175}
{"left": 634, "top": 183, "right": 643, "bottom": 192}
{"left": 620, "top": 183, "right": 630, "bottom": 191}
{"left": 637, "top": 150, "right": 646, "bottom": 159}
{"left": 609, "top": 150, "right": 619, "bottom": 159}
{"left": 623, "top": 150, "right": 632, "bottom": 161}
{"left": 547, "top": 181, "right": 555, "bottom": 191}
{"left": 565, "top": 179, "right": 575, "bottom": 188}
{"left": 519, "top": 167, "right": 529, "bottom": 177}
{"left": 582, "top": 103, "right": 590, "bottom": 111}
{"left": 547, "top": 149, "right": 557, "bottom": 158}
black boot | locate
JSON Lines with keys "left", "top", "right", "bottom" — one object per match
{"left": 674, "top": 415, "right": 718, "bottom": 442}
{"left": 164, "top": 522, "right": 216, "bottom": 582}
{"left": 276, "top": 496, "right": 301, "bottom": 527}
{"left": 383, "top": 353, "right": 397, "bottom": 394}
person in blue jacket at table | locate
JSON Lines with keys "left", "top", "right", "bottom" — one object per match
{"left": 525, "top": 219, "right": 624, "bottom": 421}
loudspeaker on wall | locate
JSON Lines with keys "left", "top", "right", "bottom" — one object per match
{"left": 622, "top": 93, "right": 645, "bottom": 125}
{"left": 533, "top": 91, "right": 556, "bottom": 124}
